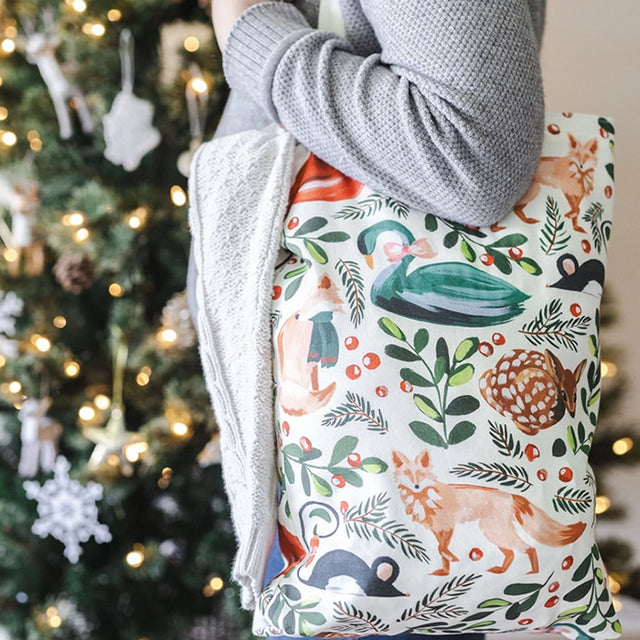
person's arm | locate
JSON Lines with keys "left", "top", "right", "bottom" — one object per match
{"left": 222, "top": 0, "right": 545, "bottom": 226}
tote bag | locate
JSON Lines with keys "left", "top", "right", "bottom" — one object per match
{"left": 258, "top": 1, "right": 619, "bottom": 638}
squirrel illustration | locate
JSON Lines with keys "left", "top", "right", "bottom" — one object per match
{"left": 549, "top": 253, "right": 605, "bottom": 298}
{"left": 393, "top": 449, "right": 586, "bottom": 576}
{"left": 276, "top": 502, "right": 407, "bottom": 597}
{"left": 512, "top": 133, "right": 598, "bottom": 232}
{"left": 276, "top": 273, "right": 344, "bottom": 416}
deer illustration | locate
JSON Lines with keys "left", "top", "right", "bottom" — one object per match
{"left": 479, "top": 349, "right": 587, "bottom": 435}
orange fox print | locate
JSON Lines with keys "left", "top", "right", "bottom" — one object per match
{"left": 479, "top": 349, "right": 587, "bottom": 435}
{"left": 513, "top": 133, "right": 598, "bottom": 232}
{"left": 277, "top": 274, "right": 344, "bottom": 416}
{"left": 393, "top": 450, "right": 586, "bottom": 576}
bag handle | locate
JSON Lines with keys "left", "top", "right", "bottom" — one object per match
{"left": 318, "top": 0, "right": 347, "bottom": 37}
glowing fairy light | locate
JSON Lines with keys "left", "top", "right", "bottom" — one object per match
{"left": 612, "top": 437, "right": 633, "bottom": 456}
{"left": 78, "top": 405, "right": 96, "bottom": 421}
{"left": 183, "top": 36, "right": 200, "bottom": 52}
{"left": 94, "top": 394, "right": 111, "bottom": 410}
{"left": 108, "top": 283, "right": 123, "bottom": 297}
{"left": 64, "top": 361, "right": 81, "bottom": 377}
{"left": 170, "top": 186, "right": 187, "bottom": 206}
{"left": 53, "top": 316, "right": 67, "bottom": 328}
{"left": 1, "top": 130, "right": 17, "bottom": 145}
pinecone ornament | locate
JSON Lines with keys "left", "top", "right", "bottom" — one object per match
{"left": 53, "top": 252, "right": 95, "bottom": 294}
{"left": 162, "top": 290, "right": 197, "bottom": 348}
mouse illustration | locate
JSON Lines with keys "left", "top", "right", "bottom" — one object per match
{"left": 298, "top": 549, "right": 407, "bottom": 597}
{"left": 549, "top": 253, "right": 604, "bottom": 298}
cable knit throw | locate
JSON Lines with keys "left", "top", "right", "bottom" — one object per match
{"left": 188, "top": 124, "right": 296, "bottom": 609}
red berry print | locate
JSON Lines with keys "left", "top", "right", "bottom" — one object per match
{"left": 545, "top": 596, "right": 559, "bottom": 608}
{"left": 509, "top": 246, "right": 523, "bottom": 260}
{"left": 376, "top": 385, "right": 389, "bottom": 398}
{"left": 570, "top": 303, "right": 582, "bottom": 317}
{"left": 300, "top": 437, "right": 312, "bottom": 452}
{"left": 548, "top": 123, "right": 561, "bottom": 134}
{"left": 272, "top": 286, "right": 282, "bottom": 300}
{"left": 346, "top": 364, "right": 362, "bottom": 380}
{"left": 491, "top": 332, "right": 505, "bottom": 346}
{"left": 581, "top": 239, "right": 591, "bottom": 254}
{"left": 347, "top": 452, "right": 362, "bottom": 468}
{"left": 282, "top": 421, "right": 290, "bottom": 436}
{"left": 600, "top": 127, "right": 609, "bottom": 139}
{"left": 331, "top": 475, "right": 346, "bottom": 488}
{"left": 549, "top": 581, "right": 560, "bottom": 593}
{"left": 340, "top": 501, "right": 349, "bottom": 515}
{"left": 537, "top": 469, "right": 548, "bottom": 481}
{"left": 345, "top": 336, "right": 359, "bottom": 351}
{"left": 478, "top": 342, "right": 494, "bottom": 357}
{"left": 562, "top": 555, "right": 574, "bottom": 570}
{"left": 605, "top": 185, "right": 613, "bottom": 199}
{"left": 525, "top": 444, "right": 540, "bottom": 461}
{"left": 559, "top": 467, "right": 574, "bottom": 482}
{"left": 518, "top": 619, "right": 534, "bottom": 626}
{"left": 287, "top": 216, "right": 299, "bottom": 230}
{"left": 287, "top": 256, "right": 297, "bottom": 264}
{"left": 469, "top": 548, "right": 483, "bottom": 561}
{"left": 277, "top": 434, "right": 283, "bottom": 447}
{"left": 362, "top": 352, "right": 381, "bottom": 370}
{"left": 562, "top": 112, "right": 573, "bottom": 118}
{"left": 400, "top": 380, "right": 413, "bottom": 393}
{"left": 480, "top": 253, "right": 494, "bottom": 266}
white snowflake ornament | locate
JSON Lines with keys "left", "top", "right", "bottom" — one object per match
{"left": 103, "top": 29, "right": 160, "bottom": 171}
{"left": 23, "top": 456, "right": 112, "bottom": 562}
{"left": 0, "top": 290, "right": 23, "bottom": 336}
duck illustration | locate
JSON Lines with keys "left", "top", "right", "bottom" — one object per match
{"left": 357, "top": 220, "right": 530, "bottom": 327}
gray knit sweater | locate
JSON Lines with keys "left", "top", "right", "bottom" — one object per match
{"left": 218, "top": 0, "right": 547, "bottom": 225}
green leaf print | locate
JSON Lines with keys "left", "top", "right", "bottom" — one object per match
{"left": 453, "top": 338, "right": 479, "bottom": 362}
{"left": 413, "top": 328, "right": 430, "bottom": 353}
{"left": 310, "top": 473, "right": 332, "bottom": 497}
{"left": 304, "top": 238, "right": 328, "bottom": 264}
{"left": 424, "top": 214, "right": 439, "bottom": 231}
{"left": 460, "top": 239, "right": 475, "bottom": 262}
{"left": 443, "top": 230, "right": 459, "bottom": 248}
{"left": 445, "top": 395, "right": 480, "bottom": 415}
{"left": 378, "top": 317, "right": 406, "bottom": 340}
{"left": 293, "top": 216, "right": 328, "bottom": 236}
{"left": 598, "top": 117, "right": 615, "bottom": 135}
{"left": 488, "top": 233, "right": 528, "bottom": 248}
{"left": 478, "top": 599, "right": 511, "bottom": 608}
{"left": 317, "top": 231, "right": 351, "bottom": 242}
{"left": 414, "top": 394, "right": 443, "bottom": 421}
{"left": 435, "top": 337, "right": 450, "bottom": 372}
{"left": 285, "top": 276, "right": 304, "bottom": 300}
{"left": 517, "top": 257, "right": 542, "bottom": 275}
{"left": 400, "top": 368, "right": 433, "bottom": 388}
{"left": 385, "top": 344, "right": 421, "bottom": 362}
{"left": 488, "top": 249, "right": 513, "bottom": 275}
{"left": 564, "top": 581, "right": 593, "bottom": 602}
{"left": 329, "top": 435, "right": 359, "bottom": 466}
{"left": 448, "top": 421, "right": 476, "bottom": 445}
{"left": 448, "top": 364, "right": 474, "bottom": 387}
{"left": 410, "top": 421, "right": 448, "bottom": 448}
{"left": 360, "top": 457, "right": 388, "bottom": 474}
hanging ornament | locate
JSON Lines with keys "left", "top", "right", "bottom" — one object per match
{"left": 103, "top": 29, "right": 161, "bottom": 171}
{"left": 53, "top": 251, "right": 95, "bottom": 293}
{"left": 177, "top": 65, "right": 209, "bottom": 177}
{"left": 18, "top": 397, "right": 63, "bottom": 477}
{"left": 0, "top": 172, "right": 45, "bottom": 277}
{"left": 197, "top": 431, "right": 221, "bottom": 467}
{"left": 161, "top": 290, "right": 197, "bottom": 348}
{"left": 18, "top": 9, "right": 94, "bottom": 139}
{"left": 0, "top": 289, "right": 23, "bottom": 359}
{"left": 82, "top": 327, "right": 141, "bottom": 475}
{"left": 23, "top": 456, "right": 112, "bottom": 562}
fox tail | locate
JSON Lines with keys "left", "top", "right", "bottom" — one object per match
{"left": 278, "top": 380, "right": 336, "bottom": 416}
{"left": 513, "top": 494, "right": 586, "bottom": 546}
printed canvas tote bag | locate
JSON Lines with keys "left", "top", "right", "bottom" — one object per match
{"left": 259, "top": 1, "right": 620, "bottom": 638}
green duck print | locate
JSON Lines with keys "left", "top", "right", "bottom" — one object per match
{"left": 357, "top": 220, "right": 530, "bottom": 327}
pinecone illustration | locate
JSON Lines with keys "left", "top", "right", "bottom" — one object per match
{"left": 53, "top": 252, "right": 95, "bottom": 294}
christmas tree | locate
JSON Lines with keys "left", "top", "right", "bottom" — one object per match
{"left": 0, "top": 0, "right": 254, "bottom": 638}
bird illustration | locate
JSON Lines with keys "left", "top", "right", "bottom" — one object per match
{"left": 357, "top": 220, "right": 530, "bottom": 327}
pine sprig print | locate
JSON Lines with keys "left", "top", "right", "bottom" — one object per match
{"left": 451, "top": 462, "right": 532, "bottom": 492}
{"left": 322, "top": 391, "right": 389, "bottom": 433}
{"left": 344, "top": 493, "right": 430, "bottom": 562}
{"left": 333, "top": 602, "right": 391, "bottom": 635}
{"left": 553, "top": 486, "right": 593, "bottom": 514}
{"left": 334, "top": 194, "right": 409, "bottom": 220}
{"left": 519, "top": 298, "right": 590, "bottom": 352}
{"left": 398, "top": 575, "right": 481, "bottom": 625}
{"left": 540, "top": 196, "right": 570, "bottom": 256}
{"left": 335, "top": 259, "right": 365, "bottom": 327}
{"left": 489, "top": 422, "right": 524, "bottom": 459}
{"left": 583, "top": 202, "right": 611, "bottom": 254}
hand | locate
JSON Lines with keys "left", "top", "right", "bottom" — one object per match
{"left": 212, "top": 0, "right": 286, "bottom": 51}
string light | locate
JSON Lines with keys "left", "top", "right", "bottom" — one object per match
{"left": 170, "top": 185, "right": 187, "bottom": 206}
{"left": 4, "top": 26, "right": 17, "bottom": 39}
{"left": 171, "top": 421, "right": 189, "bottom": 437}
{"left": 188, "top": 77, "right": 208, "bottom": 95}
{"left": 78, "top": 404, "right": 96, "bottom": 422}
{"left": 0, "top": 355, "right": 6, "bottom": 367}
{"left": 74, "top": 227, "right": 90, "bottom": 242}
{"left": 71, "top": 0, "right": 87, "bottom": 12}
{"left": 203, "top": 575, "right": 225, "bottom": 597}
{"left": 1, "top": 130, "right": 17, "bottom": 146}
{"left": 157, "top": 328, "right": 177, "bottom": 345}
{"left": 94, "top": 394, "right": 111, "bottom": 410}
{"left": 126, "top": 544, "right": 145, "bottom": 568}
{"left": 8, "top": 380, "right": 21, "bottom": 394}
{"left": 1, "top": 39, "right": 16, "bottom": 54}
{"left": 0, "top": 106, "right": 7, "bottom": 120}
{"left": 63, "top": 211, "right": 85, "bottom": 227}
{"left": 136, "top": 367, "right": 151, "bottom": 386}
{"left": 82, "top": 22, "right": 106, "bottom": 37}
{"left": 46, "top": 606, "right": 62, "bottom": 628}
{"left": 53, "top": 315, "right": 67, "bottom": 328}
{"left": 64, "top": 360, "right": 81, "bottom": 377}
{"left": 595, "top": 496, "right": 611, "bottom": 515}
{"left": 30, "top": 138, "right": 43, "bottom": 151}
{"left": 107, "top": 9, "right": 122, "bottom": 21}
{"left": 107, "top": 454, "right": 120, "bottom": 467}
{"left": 183, "top": 36, "right": 200, "bottom": 52}
{"left": 127, "top": 207, "right": 148, "bottom": 229}
{"left": 123, "top": 440, "right": 148, "bottom": 463}
{"left": 612, "top": 437, "right": 634, "bottom": 456}
{"left": 601, "top": 361, "right": 618, "bottom": 378}
{"left": 31, "top": 334, "right": 52, "bottom": 353}
{"left": 108, "top": 283, "right": 123, "bottom": 297}
{"left": 158, "top": 467, "right": 172, "bottom": 489}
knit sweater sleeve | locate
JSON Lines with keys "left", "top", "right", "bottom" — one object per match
{"left": 222, "top": 0, "right": 545, "bottom": 226}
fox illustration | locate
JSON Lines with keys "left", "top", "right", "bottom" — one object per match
{"left": 512, "top": 133, "right": 598, "bottom": 232}
{"left": 392, "top": 450, "right": 586, "bottom": 576}
{"left": 277, "top": 273, "right": 344, "bottom": 416}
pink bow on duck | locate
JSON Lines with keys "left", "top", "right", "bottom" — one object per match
{"left": 383, "top": 238, "right": 437, "bottom": 262}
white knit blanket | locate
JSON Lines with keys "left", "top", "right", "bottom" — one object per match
{"left": 188, "top": 123, "right": 296, "bottom": 609}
